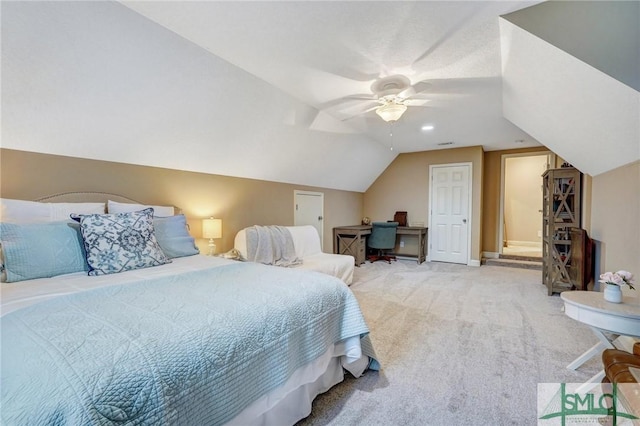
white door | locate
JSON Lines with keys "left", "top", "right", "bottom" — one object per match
{"left": 429, "top": 164, "right": 471, "bottom": 264}
{"left": 294, "top": 190, "right": 324, "bottom": 249}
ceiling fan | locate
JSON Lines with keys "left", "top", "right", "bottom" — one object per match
{"left": 339, "top": 75, "right": 432, "bottom": 123}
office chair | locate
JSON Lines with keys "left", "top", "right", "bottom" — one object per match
{"left": 367, "top": 221, "right": 399, "bottom": 263}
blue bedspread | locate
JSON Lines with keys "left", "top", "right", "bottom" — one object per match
{"left": 1, "top": 262, "right": 377, "bottom": 425}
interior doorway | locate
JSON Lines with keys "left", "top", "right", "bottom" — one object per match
{"left": 293, "top": 190, "right": 324, "bottom": 249}
{"left": 499, "top": 152, "right": 553, "bottom": 258}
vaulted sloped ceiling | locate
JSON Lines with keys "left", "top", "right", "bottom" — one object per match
{"left": 2, "top": 1, "right": 636, "bottom": 192}
{"left": 500, "top": 1, "right": 640, "bottom": 176}
{"left": 1, "top": 1, "right": 539, "bottom": 193}
{"left": 1, "top": 1, "right": 395, "bottom": 192}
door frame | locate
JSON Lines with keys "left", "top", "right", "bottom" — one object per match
{"left": 293, "top": 190, "right": 324, "bottom": 249}
{"left": 498, "top": 151, "right": 554, "bottom": 256}
{"left": 427, "top": 162, "right": 473, "bottom": 265}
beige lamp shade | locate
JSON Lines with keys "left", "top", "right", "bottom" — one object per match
{"left": 202, "top": 218, "right": 222, "bottom": 239}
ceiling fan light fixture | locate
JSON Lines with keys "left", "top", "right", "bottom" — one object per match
{"left": 375, "top": 103, "right": 407, "bottom": 122}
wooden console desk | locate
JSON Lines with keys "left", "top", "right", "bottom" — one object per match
{"left": 333, "top": 225, "right": 428, "bottom": 265}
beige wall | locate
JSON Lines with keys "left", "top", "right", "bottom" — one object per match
{"left": 363, "top": 146, "right": 483, "bottom": 264}
{"left": 0, "top": 149, "right": 363, "bottom": 253}
{"left": 6, "top": 147, "right": 623, "bottom": 270}
{"left": 590, "top": 160, "right": 640, "bottom": 275}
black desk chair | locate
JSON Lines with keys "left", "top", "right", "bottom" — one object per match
{"left": 368, "top": 222, "right": 399, "bottom": 263}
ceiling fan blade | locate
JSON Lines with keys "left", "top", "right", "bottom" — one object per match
{"left": 341, "top": 104, "right": 379, "bottom": 121}
{"left": 404, "top": 99, "right": 430, "bottom": 107}
{"left": 398, "top": 81, "right": 432, "bottom": 99}
{"left": 411, "top": 81, "right": 433, "bottom": 94}
{"left": 318, "top": 94, "right": 377, "bottom": 111}
{"left": 397, "top": 87, "right": 416, "bottom": 98}
{"left": 339, "top": 100, "right": 379, "bottom": 114}
{"left": 345, "top": 94, "right": 378, "bottom": 101}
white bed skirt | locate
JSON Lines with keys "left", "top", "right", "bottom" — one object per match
{"left": 227, "top": 337, "right": 369, "bottom": 425}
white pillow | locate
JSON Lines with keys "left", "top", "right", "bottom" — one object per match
{"left": 0, "top": 198, "right": 105, "bottom": 223}
{"left": 107, "top": 200, "right": 174, "bottom": 217}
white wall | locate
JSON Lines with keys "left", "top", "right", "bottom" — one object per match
{"left": 500, "top": 17, "right": 639, "bottom": 177}
{"left": 503, "top": 0, "right": 639, "bottom": 91}
{"left": 504, "top": 155, "right": 547, "bottom": 244}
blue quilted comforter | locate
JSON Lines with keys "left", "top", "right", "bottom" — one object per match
{"left": 1, "top": 262, "right": 377, "bottom": 425}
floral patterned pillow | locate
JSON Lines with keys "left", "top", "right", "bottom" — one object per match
{"left": 72, "top": 208, "right": 171, "bottom": 276}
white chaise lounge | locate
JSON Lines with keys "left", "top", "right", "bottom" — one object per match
{"left": 234, "top": 225, "right": 355, "bottom": 285}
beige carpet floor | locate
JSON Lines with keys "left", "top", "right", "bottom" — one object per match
{"left": 297, "top": 260, "right": 602, "bottom": 425}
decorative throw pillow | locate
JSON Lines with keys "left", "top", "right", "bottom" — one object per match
{"left": 73, "top": 208, "right": 170, "bottom": 276}
{"left": 0, "top": 221, "right": 89, "bottom": 282}
{"left": 153, "top": 215, "right": 199, "bottom": 259}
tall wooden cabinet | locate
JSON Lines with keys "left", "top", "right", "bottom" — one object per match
{"left": 542, "top": 167, "right": 584, "bottom": 295}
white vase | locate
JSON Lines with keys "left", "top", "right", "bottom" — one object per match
{"left": 603, "top": 284, "right": 623, "bottom": 303}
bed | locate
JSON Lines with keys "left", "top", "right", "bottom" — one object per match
{"left": 0, "top": 194, "right": 378, "bottom": 425}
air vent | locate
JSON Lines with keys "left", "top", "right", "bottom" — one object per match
{"left": 437, "top": 141, "right": 454, "bottom": 146}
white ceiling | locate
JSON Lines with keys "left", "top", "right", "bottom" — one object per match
{"left": 20, "top": 1, "right": 640, "bottom": 193}
{"left": 4, "top": 1, "right": 636, "bottom": 191}
{"left": 120, "top": 0, "right": 541, "bottom": 153}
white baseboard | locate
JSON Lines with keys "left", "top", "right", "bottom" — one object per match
{"left": 395, "top": 255, "right": 420, "bottom": 263}
{"left": 506, "top": 240, "right": 541, "bottom": 248}
{"left": 468, "top": 259, "right": 481, "bottom": 267}
{"left": 482, "top": 252, "right": 499, "bottom": 259}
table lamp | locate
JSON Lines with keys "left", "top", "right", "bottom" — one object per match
{"left": 202, "top": 218, "right": 222, "bottom": 256}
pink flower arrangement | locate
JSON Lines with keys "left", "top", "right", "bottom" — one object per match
{"left": 599, "top": 270, "right": 635, "bottom": 290}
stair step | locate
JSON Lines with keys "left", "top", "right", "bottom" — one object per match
{"left": 482, "top": 257, "right": 543, "bottom": 270}
{"left": 499, "top": 254, "right": 543, "bottom": 263}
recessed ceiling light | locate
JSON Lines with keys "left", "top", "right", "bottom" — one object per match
{"left": 437, "top": 141, "right": 454, "bottom": 146}
{"left": 421, "top": 125, "right": 434, "bottom": 131}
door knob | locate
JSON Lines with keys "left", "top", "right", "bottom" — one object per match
{"left": 318, "top": 216, "right": 323, "bottom": 220}
{"left": 462, "top": 219, "right": 467, "bottom": 223}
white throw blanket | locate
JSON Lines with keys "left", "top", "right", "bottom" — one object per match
{"left": 245, "top": 225, "right": 302, "bottom": 267}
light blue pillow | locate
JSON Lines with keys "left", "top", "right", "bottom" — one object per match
{"left": 74, "top": 208, "right": 171, "bottom": 276}
{"left": 153, "top": 215, "right": 199, "bottom": 259}
{"left": 0, "top": 221, "right": 89, "bottom": 283}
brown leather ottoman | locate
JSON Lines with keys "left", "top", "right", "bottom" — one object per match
{"left": 602, "top": 342, "right": 640, "bottom": 421}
